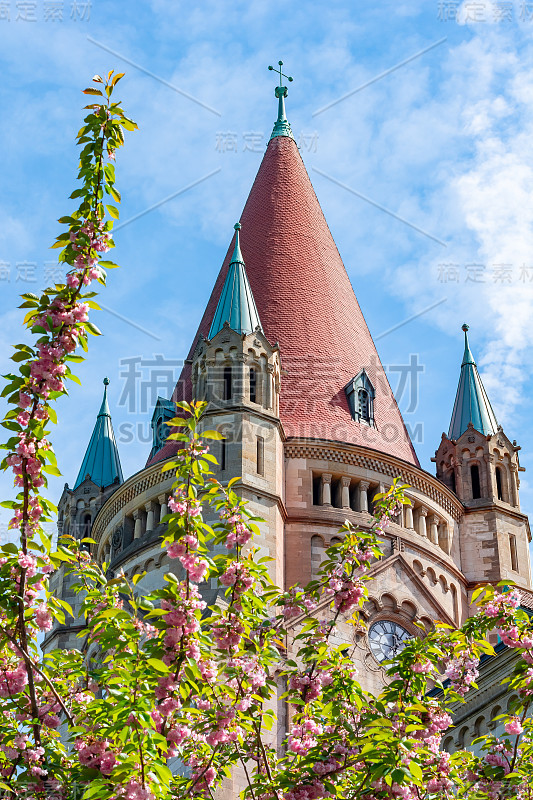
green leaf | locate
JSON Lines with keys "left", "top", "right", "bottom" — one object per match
{"left": 98, "top": 260, "right": 120, "bottom": 269}
{"left": 108, "top": 186, "right": 121, "bottom": 203}
{"left": 106, "top": 204, "right": 119, "bottom": 219}
{"left": 201, "top": 430, "right": 225, "bottom": 440}
{"left": 85, "top": 321, "right": 102, "bottom": 336}
{"left": 409, "top": 761, "right": 423, "bottom": 782}
{"left": 147, "top": 657, "right": 170, "bottom": 674}
{"left": 42, "top": 465, "right": 62, "bottom": 477}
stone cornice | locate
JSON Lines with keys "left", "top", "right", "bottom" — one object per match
{"left": 284, "top": 438, "right": 464, "bottom": 521}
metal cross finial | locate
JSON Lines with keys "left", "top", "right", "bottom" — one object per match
{"left": 268, "top": 60, "right": 293, "bottom": 88}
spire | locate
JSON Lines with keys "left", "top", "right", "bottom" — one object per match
{"left": 208, "top": 223, "right": 262, "bottom": 339}
{"left": 448, "top": 325, "right": 498, "bottom": 440}
{"left": 74, "top": 378, "right": 124, "bottom": 490}
{"left": 268, "top": 60, "right": 295, "bottom": 141}
{"left": 164, "top": 116, "right": 419, "bottom": 469}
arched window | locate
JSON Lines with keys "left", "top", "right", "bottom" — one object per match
{"left": 496, "top": 466, "right": 503, "bottom": 501}
{"left": 256, "top": 435, "right": 264, "bottom": 475}
{"left": 249, "top": 367, "right": 257, "bottom": 404}
{"left": 358, "top": 389, "right": 370, "bottom": 423}
{"left": 449, "top": 470, "right": 456, "bottom": 494}
{"left": 471, "top": 464, "right": 481, "bottom": 499}
{"left": 509, "top": 534, "right": 518, "bottom": 572}
{"left": 223, "top": 367, "right": 232, "bottom": 401}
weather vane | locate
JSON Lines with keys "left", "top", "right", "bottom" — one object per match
{"left": 268, "top": 60, "right": 293, "bottom": 96}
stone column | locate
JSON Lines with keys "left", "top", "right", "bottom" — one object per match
{"left": 234, "top": 354, "right": 246, "bottom": 404}
{"left": 485, "top": 454, "right": 496, "bottom": 499}
{"left": 104, "top": 543, "right": 111, "bottom": 562}
{"left": 404, "top": 503, "right": 414, "bottom": 530}
{"left": 265, "top": 365, "right": 273, "bottom": 410}
{"left": 510, "top": 465, "right": 519, "bottom": 508}
{"left": 358, "top": 481, "right": 370, "bottom": 513}
{"left": 133, "top": 509, "right": 143, "bottom": 540}
{"left": 429, "top": 515, "right": 439, "bottom": 545}
{"left": 341, "top": 477, "right": 351, "bottom": 509}
{"left": 145, "top": 502, "right": 155, "bottom": 534}
{"left": 321, "top": 473, "right": 332, "bottom": 506}
{"left": 418, "top": 506, "right": 428, "bottom": 537}
{"left": 158, "top": 493, "right": 168, "bottom": 520}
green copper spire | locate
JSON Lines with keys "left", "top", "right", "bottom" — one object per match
{"left": 448, "top": 324, "right": 498, "bottom": 440}
{"left": 74, "top": 378, "right": 124, "bottom": 490}
{"left": 268, "top": 60, "right": 295, "bottom": 141}
{"left": 208, "top": 223, "right": 262, "bottom": 339}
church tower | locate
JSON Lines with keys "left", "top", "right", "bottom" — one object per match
{"left": 191, "top": 223, "right": 284, "bottom": 585}
{"left": 44, "top": 379, "right": 123, "bottom": 652}
{"left": 435, "top": 325, "right": 531, "bottom": 589}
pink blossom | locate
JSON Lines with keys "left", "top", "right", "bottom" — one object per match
{"left": 35, "top": 603, "right": 53, "bottom": 632}
{"left": 505, "top": 717, "right": 524, "bottom": 735}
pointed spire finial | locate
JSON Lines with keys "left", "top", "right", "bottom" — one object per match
{"left": 268, "top": 60, "right": 295, "bottom": 141}
{"left": 99, "top": 377, "right": 111, "bottom": 417}
{"left": 74, "top": 377, "right": 123, "bottom": 489}
{"left": 448, "top": 325, "right": 498, "bottom": 439}
{"left": 230, "top": 222, "right": 244, "bottom": 265}
{"left": 461, "top": 323, "right": 475, "bottom": 366}
{"left": 208, "top": 223, "right": 262, "bottom": 339}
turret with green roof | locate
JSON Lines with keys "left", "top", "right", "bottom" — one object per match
{"left": 208, "top": 223, "right": 262, "bottom": 340}
{"left": 448, "top": 324, "right": 498, "bottom": 441}
{"left": 74, "top": 378, "right": 123, "bottom": 489}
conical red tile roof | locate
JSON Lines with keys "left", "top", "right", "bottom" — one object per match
{"left": 151, "top": 135, "right": 418, "bottom": 467}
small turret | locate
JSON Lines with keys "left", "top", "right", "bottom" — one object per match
{"left": 208, "top": 223, "right": 262, "bottom": 339}
{"left": 448, "top": 324, "right": 498, "bottom": 441}
{"left": 435, "top": 326, "right": 531, "bottom": 588}
{"left": 74, "top": 378, "right": 123, "bottom": 490}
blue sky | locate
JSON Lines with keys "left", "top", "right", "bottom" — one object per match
{"left": 1, "top": 0, "right": 533, "bottom": 551}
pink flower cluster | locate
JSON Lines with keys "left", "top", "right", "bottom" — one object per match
{"left": 160, "top": 586, "right": 206, "bottom": 657}
{"left": 212, "top": 613, "right": 244, "bottom": 651}
{"left": 505, "top": 716, "right": 524, "bottom": 735}
{"left": 288, "top": 718, "right": 323, "bottom": 755}
{"left": 0, "top": 661, "right": 28, "bottom": 698}
{"left": 332, "top": 579, "right": 365, "bottom": 613}
{"left": 220, "top": 561, "right": 253, "bottom": 595}
{"left": 220, "top": 507, "right": 252, "bottom": 549}
{"left": 283, "top": 778, "right": 331, "bottom": 800}
{"left": 485, "top": 590, "right": 521, "bottom": 620}
{"left": 444, "top": 652, "right": 479, "bottom": 697}
{"left": 166, "top": 535, "right": 207, "bottom": 584}
{"left": 35, "top": 602, "right": 53, "bottom": 632}
{"left": 75, "top": 737, "right": 117, "bottom": 775}
{"left": 290, "top": 668, "right": 333, "bottom": 703}
{"left": 113, "top": 777, "right": 154, "bottom": 800}
{"left": 168, "top": 490, "right": 201, "bottom": 518}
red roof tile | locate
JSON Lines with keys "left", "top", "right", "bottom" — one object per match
{"left": 148, "top": 136, "right": 418, "bottom": 468}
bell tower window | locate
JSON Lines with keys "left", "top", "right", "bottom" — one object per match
{"left": 345, "top": 370, "right": 375, "bottom": 426}
{"left": 471, "top": 464, "right": 481, "bottom": 499}
{"left": 250, "top": 367, "right": 257, "bottom": 404}
{"left": 496, "top": 467, "right": 504, "bottom": 501}
{"left": 223, "top": 367, "right": 232, "bottom": 401}
{"left": 509, "top": 534, "right": 518, "bottom": 572}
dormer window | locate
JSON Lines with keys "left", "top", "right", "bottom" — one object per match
{"left": 149, "top": 397, "right": 176, "bottom": 459}
{"left": 345, "top": 370, "right": 375, "bottom": 426}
